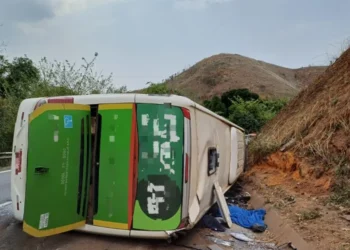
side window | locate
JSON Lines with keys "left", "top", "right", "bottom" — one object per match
{"left": 208, "top": 147, "right": 219, "bottom": 175}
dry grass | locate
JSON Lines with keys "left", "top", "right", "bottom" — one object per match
{"left": 296, "top": 209, "right": 322, "bottom": 221}
{"left": 249, "top": 48, "right": 350, "bottom": 206}
{"left": 164, "top": 53, "right": 325, "bottom": 102}
{"left": 248, "top": 135, "right": 281, "bottom": 165}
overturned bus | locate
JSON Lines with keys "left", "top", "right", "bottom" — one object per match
{"left": 10, "top": 94, "right": 246, "bottom": 239}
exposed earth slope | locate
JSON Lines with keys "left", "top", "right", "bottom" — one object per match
{"left": 247, "top": 48, "right": 350, "bottom": 250}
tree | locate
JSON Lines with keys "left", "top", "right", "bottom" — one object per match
{"left": 0, "top": 56, "right": 40, "bottom": 99}
{"left": 202, "top": 89, "right": 287, "bottom": 133}
{"left": 6, "top": 56, "right": 40, "bottom": 98}
{"left": 228, "top": 97, "right": 282, "bottom": 133}
{"left": 142, "top": 82, "right": 181, "bottom": 95}
{"left": 38, "top": 53, "right": 126, "bottom": 95}
{"left": 221, "top": 88, "right": 260, "bottom": 116}
{"left": 0, "top": 52, "right": 126, "bottom": 151}
{"left": 208, "top": 96, "right": 226, "bottom": 116}
{"left": 0, "top": 55, "right": 8, "bottom": 97}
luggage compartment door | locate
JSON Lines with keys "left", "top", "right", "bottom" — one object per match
{"left": 93, "top": 104, "right": 136, "bottom": 230}
{"left": 23, "top": 103, "right": 91, "bottom": 237}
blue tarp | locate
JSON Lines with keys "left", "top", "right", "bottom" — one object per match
{"left": 216, "top": 205, "right": 267, "bottom": 231}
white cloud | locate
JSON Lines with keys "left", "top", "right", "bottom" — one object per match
{"left": 46, "top": 0, "right": 127, "bottom": 16}
{"left": 173, "top": 0, "right": 234, "bottom": 10}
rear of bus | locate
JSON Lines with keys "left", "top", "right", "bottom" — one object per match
{"left": 11, "top": 98, "right": 43, "bottom": 221}
{"left": 11, "top": 95, "right": 192, "bottom": 238}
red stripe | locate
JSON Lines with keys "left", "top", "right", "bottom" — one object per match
{"left": 48, "top": 97, "right": 74, "bottom": 103}
{"left": 128, "top": 104, "right": 137, "bottom": 229}
{"left": 181, "top": 108, "right": 191, "bottom": 119}
{"left": 15, "top": 150, "right": 22, "bottom": 175}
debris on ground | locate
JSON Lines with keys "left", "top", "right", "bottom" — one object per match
{"left": 207, "top": 233, "right": 278, "bottom": 250}
{"left": 199, "top": 215, "right": 226, "bottom": 232}
{"left": 225, "top": 184, "right": 251, "bottom": 209}
{"left": 207, "top": 244, "right": 224, "bottom": 250}
{"left": 231, "top": 232, "right": 255, "bottom": 242}
{"left": 198, "top": 183, "right": 289, "bottom": 250}
{"left": 213, "top": 181, "right": 233, "bottom": 228}
{"left": 206, "top": 236, "right": 233, "bottom": 247}
{"left": 341, "top": 214, "right": 350, "bottom": 222}
{"left": 230, "top": 232, "right": 276, "bottom": 249}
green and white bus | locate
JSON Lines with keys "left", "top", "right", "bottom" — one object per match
{"left": 10, "top": 94, "right": 245, "bottom": 239}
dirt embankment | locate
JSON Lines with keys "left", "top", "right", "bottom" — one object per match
{"left": 245, "top": 151, "right": 350, "bottom": 250}
{"left": 248, "top": 48, "right": 350, "bottom": 250}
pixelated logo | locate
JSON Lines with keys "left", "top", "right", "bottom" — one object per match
{"left": 137, "top": 175, "right": 181, "bottom": 220}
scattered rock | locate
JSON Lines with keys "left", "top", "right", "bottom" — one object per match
{"left": 207, "top": 244, "right": 224, "bottom": 250}
{"left": 341, "top": 215, "right": 350, "bottom": 222}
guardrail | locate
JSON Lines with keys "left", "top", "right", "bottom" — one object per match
{"left": 0, "top": 152, "right": 11, "bottom": 168}
{"left": 0, "top": 152, "right": 11, "bottom": 160}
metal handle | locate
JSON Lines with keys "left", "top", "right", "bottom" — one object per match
{"left": 35, "top": 167, "right": 49, "bottom": 174}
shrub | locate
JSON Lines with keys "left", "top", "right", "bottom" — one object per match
{"left": 203, "top": 89, "right": 287, "bottom": 133}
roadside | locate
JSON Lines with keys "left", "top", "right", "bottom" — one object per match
{"left": 245, "top": 151, "right": 350, "bottom": 250}
{"left": 0, "top": 181, "right": 285, "bottom": 250}
{"left": 0, "top": 166, "right": 10, "bottom": 171}
{"left": 0, "top": 169, "right": 11, "bottom": 205}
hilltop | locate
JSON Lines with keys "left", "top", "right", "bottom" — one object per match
{"left": 163, "top": 53, "right": 325, "bottom": 102}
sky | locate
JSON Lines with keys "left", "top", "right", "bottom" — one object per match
{"left": 1, "top": 0, "right": 349, "bottom": 90}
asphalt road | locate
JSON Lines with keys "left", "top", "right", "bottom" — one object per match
{"left": 0, "top": 170, "right": 11, "bottom": 204}
{"left": 0, "top": 170, "right": 282, "bottom": 250}
{"left": 0, "top": 169, "right": 210, "bottom": 250}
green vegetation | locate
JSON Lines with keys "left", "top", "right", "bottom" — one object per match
{"left": 140, "top": 82, "right": 182, "bottom": 95}
{"left": 0, "top": 52, "right": 126, "bottom": 152}
{"left": 203, "top": 88, "right": 288, "bottom": 133}
{"left": 297, "top": 209, "right": 322, "bottom": 221}
{"left": 330, "top": 162, "right": 350, "bottom": 206}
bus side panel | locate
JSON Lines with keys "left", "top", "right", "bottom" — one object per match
{"left": 229, "top": 128, "right": 238, "bottom": 184}
{"left": 193, "top": 109, "right": 232, "bottom": 222}
{"left": 237, "top": 130, "right": 245, "bottom": 173}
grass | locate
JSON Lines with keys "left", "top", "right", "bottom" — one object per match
{"left": 297, "top": 209, "right": 322, "bottom": 221}
{"left": 330, "top": 163, "right": 350, "bottom": 206}
{"left": 248, "top": 135, "right": 281, "bottom": 165}
{"left": 304, "top": 138, "right": 350, "bottom": 206}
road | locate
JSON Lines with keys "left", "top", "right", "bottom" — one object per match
{"left": 0, "top": 169, "right": 282, "bottom": 250}
{"left": 0, "top": 170, "right": 11, "bottom": 204}
{"left": 0, "top": 169, "right": 210, "bottom": 250}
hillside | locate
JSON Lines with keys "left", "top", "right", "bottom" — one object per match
{"left": 164, "top": 53, "right": 326, "bottom": 102}
{"left": 247, "top": 48, "right": 350, "bottom": 249}
{"left": 255, "top": 47, "right": 350, "bottom": 172}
